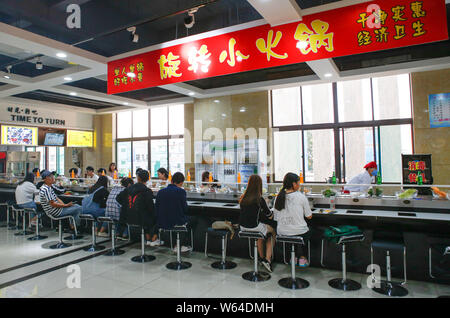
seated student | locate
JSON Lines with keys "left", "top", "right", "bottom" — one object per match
{"left": 82, "top": 176, "right": 109, "bottom": 220}
{"left": 239, "top": 174, "right": 275, "bottom": 273}
{"left": 32, "top": 168, "right": 40, "bottom": 178}
{"left": 15, "top": 173, "right": 40, "bottom": 225}
{"left": 97, "top": 177, "right": 134, "bottom": 239}
{"left": 98, "top": 168, "right": 114, "bottom": 185}
{"left": 39, "top": 170, "right": 82, "bottom": 229}
{"left": 273, "top": 172, "right": 312, "bottom": 267}
{"left": 157, "top": 168, "right": 169, "bottom": 181}
{"left": 155, "top": 172, "right": 195, "bottom": 252}
{"left": 68, "top": 167, "right": 80, "bottom": 178}
{"left": 118, "top": 170, "right": 155, "bottom": 243}
{"left": 86, "top": 166, "right": 99, "bottom": 181}
{"left": 108, "top": 163, "right": 117, "bottom": 178}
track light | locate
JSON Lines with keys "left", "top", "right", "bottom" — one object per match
{"left": 127, "top": 26, "right": 139, "bottom": 43}
{"left": 184, "top": 8, "right": 198, "bottom": 29}
{"left": 36, "top": 57, "right": 43, "bottom": 70}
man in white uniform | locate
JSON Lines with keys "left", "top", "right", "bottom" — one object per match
{"left": 344, "top": 161, "right": 378, "bottom": 193}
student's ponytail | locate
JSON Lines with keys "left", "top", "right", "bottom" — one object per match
{"left": 274, "top": 172, "right": 300, "bottom": 211}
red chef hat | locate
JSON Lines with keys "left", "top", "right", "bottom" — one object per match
{"left": 364, "top": 161, "right": 377, "bottom": 169}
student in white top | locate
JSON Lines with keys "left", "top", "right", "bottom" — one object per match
{"left": 273, "top": 172, "right": 313, "bottom": 267}
{"left": 86, "top": 166, "right": 99, "bottom": 181}
{"left": 15, "top": 173, "right": 40, "bottom": 224}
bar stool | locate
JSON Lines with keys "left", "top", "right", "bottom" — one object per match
{"left": 0, "top": 202, "right": 8, "bottom": 228}
{"left": 79, "top": 214, "right": 105, "bottom": 252}
{"left": 371, "top": 231, "right": 408, "bottom": 297}
{"left": 277, "top": 234, "right": 310, "bottom": 290}
{"left": 98, "top": 216, "right": 126, "bottom": 256}
{"left": 204, "top": 227, "right": 236, "bottom": 270}
{"left": 13, "top": 206, "right": 33, "bottom": 236}
{"left": 238, "top": 231, "right": 270, "bottom": 282}
{"left": 130, "top": 225, "right": 156, "bottom": 263}
{"left": 161, "top": 226, "right": 191, "bottom": 270}
{"left": 27, "top": 208, "right": 48, "bottom": 241}
{"left": 44, "top": 215, "right": 78, "bottom": 249}
{"left": 321, "top": 233, "right": 365, "bottom": 291}
{"left": 428, "top": 238, "right": 450, "bottom": 280}
{"left": 6, "top": 201, "right": 16, "bottom": 229}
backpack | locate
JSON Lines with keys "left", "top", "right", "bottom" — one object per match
{"left": 323, "top": 225, "right": 363, "bottom": 243}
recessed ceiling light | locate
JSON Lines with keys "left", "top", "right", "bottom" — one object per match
{"left": 213, "top": 100, "right": 220, "bottom": 103}
{"left": 221, "top": 113, "right": 227, "bottom": 117}
{"left": 127, "top": 72, "right": 136, "bottom": 78}
{"left": 64, "top": 77, "right": 72, "bottom": 81}
{"left": 4, "top": 75, "right": 10, "bottom": 79}
{"left": 324, "top": 73, "right": 333, "bottom": 78}
{"left": 69, "top": 92, "right": 77, "bottom": 96}
{"left": 188, "top": 92, "right": 195, "bottom": 96}
{"left": 56, "top": 52, "right": 67, "bottom": 58}
{"left": 239, "top": 107, "right": 246, "bottom": 112}
{"left": 123, "top": 102, "right": 129, "bottom": 105}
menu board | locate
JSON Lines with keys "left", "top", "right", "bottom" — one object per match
{"left": 66, "top": 130, "right": 93, "bottom": 147}
{"left": 428, "top": 93, "right": 450, "bottom": 128}
{"left": 1, "top": 125, "right": 38, "bottom": 146}
{"left": 401, "top": 154, "right": 432, "bottom": 185}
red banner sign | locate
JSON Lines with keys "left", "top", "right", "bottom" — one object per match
{"left": 108, "top": 0, "right": 448, "bottom": 94}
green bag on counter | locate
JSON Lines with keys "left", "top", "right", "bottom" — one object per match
{"left": 323, "top": 225, "right": 363, "bottom": 243}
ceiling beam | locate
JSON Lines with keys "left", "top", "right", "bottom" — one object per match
{"left": 306, "top": 58, "right": 340, "bottom": 81}
{"left": 159, "top": 83, "right": 206, "bottom": 98}
{"left": 247, "top": 0, "right": 302, "bottom": 27}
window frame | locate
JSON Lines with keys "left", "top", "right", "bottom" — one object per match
{"left": 271, "top": 76, "right": 414, "bottom": 183}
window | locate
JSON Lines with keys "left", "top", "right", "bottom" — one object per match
{"left": 48, "top": 147, "right": 57, "bottom": 172}
{"left": 57, "top": 147, "right": 65, "bottom": 176}
{"left": 272, "top": 87, "right": 301, "bottom": 126}
{"left": 271, "top": 75, "right": 413, "bottom": 183}
{"left": 273, "top": 131, "right": 302, "bottom": 181}
{"left": 302, "top": 83, "right": 334, "bottom": 124}
{"left": 25, "top": 146, "right": 64, "bottom": 174}
{"left": 116, "top": 106, "right": 185, "bottom": 178}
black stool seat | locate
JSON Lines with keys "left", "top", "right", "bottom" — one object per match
{"left": 372, "top": 237, "right": 404, "bottom": 250}
{"left": 98, "top": 217, "right": 126, "bottom": 256}
{"left": 164, "top": 225, "right": 188, "bottom": 232}
{"left": 276, "top": 234, "right": 309, "bottom": 290}
{"left": 79, "top": 214, "right": 95, "bottom": 221}
{"left": 238, "top": 231, "right": 266, "bottom": 240}
{"left": 276, "top": 235, "right": 306, "bottom": 244}
{"left": 205, "top": 227, "right": 236, "bottom": 270}
{"left": 337, "top": 234, "right": 365, "bottom": 244}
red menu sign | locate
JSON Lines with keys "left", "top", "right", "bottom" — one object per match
{"left": 108, "top": 0, "right": 448, "bottom": 94}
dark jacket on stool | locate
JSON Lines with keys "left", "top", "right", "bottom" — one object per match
{"left": 118, "top": 183, "right": 155, "bottom": 229}
{"left": 155, "top": 184, "right": 189, "bottom": 229}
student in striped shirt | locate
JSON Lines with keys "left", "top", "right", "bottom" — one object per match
{"left": 39, "top": 170, "right": 82, "bottom": 228}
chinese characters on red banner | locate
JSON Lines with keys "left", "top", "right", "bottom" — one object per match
{"left": 107, "top": 0, "right": 448, "bottom": 94}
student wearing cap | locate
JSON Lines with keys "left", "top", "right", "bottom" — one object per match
{"left": 344, "top": 161, "right": 378, "bottom": 193}
{"left": 39, "top": 170, "right": 82, "bottom": 228}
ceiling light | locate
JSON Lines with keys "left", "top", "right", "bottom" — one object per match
{"left": 127, "top": 72, "right": 136, "bottom": 78}
{"left": 188, "top": 92, "right": 195, "bottom": 96}
{"left": 4, "top": 75, "right": 10, "bottom": 79}
{"left": 221, "top": 113, "right": 227, "bottom": 117}
{"left": 127, "top": 26, "right": 139, "bottom": 43}
{"left": 123, "top": 102, "right": 129, "bottom": 105}
{"left": 185, "top": 8, "right": 198, "bottom": 29}
{"left": 69, "top": 92, "right": 77, "bottom": 96}
{"left": 63, "top": 77, "right": 72, "bottom": 81}
{"left": 324, "top": 73, "right": 333, "bottom": 78}
{"left": 239, "top": 107, "right": 246, "bottom": 112}
{"left": 213, "top": 100, "right": 220, "bottom": 103}
{"left": 56, "top": 52, "right": 67, "bottom": 58}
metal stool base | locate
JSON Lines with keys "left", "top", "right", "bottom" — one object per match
{"left": 242, "top": 271, "right": 271, "bottom": 282}
{"left": 15, "top": 230, "right": 34, "bottom": 236}
{"left": 278, "top": 277, "right": 309, "bottom": 290}
{"left": 105, "top": 249, "right": 125, "bottom": 256}
{"left": 211, "top": 260, "right": 237, "bottom": 270}
{"left": 372, "top": 281, "right": 408, "bottom": 297}
{"left": 83, "top": 245, "right": 106, "bottom": 252}
{"left": 166, "top": 261, "right": 192, "bottom": 270}
{"left": 49, "top": 242, "right": 72, "bottom": 249}
{"left": 27, "top": 235, "right": 48, "bottom": 241}
{"left": 63, "top": 234, "right": 84, "bottom": 240}
{"left": 131, "top": 254, "right": 156, "bottom": 263}
{"left": 328, "top": 278, "right": 361, "bottom": 291}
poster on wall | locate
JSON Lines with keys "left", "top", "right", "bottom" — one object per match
{"left": 66, "top": 130, "right": 93, "bottom": 147}
{"left": 401, "top": 154, "right": 432, "bottom": 185}
{"left": 1, "top": 125, "right": 38, "bottom": 146}
{"left": 428, "top": 93, "right": 450, "bottom": 128}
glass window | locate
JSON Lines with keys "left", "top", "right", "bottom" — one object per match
{"left": 378, "top": 125, "right": 413, "bottom": 183}
{"left": 36, "top": 147, "right": 45, "bottom": 171}
{"left": 117, "top": 142, "right": 131, "bottom": 177}
{"left": 48, "top": 147, "right": 57, "bottom": 172}
{"left": 132, "top": 110, "right": 149, "bottom": 138}
{"left": 169, "top": 138, "right": 185, "bottom": 175}
{"left": 151, "top": 107, "right": 168, "bottom": 136}
{"left": 337, "top": 78, "right": 372, "bottom": 122}
{"left": 302, "top": 83, "right": 334, "bottom": 124}
{"left": 57, "top": 147, "right": 64, "bottom": 176}
{"left": 273, "top": 131, "right": 302, "bottom": 181}
{"left": 304, "top": 129, "right": 335, "bottom": 182}
{"left": 343, "top": 127, "right": 374, "bottom": 182}
{"left": 117, "top": 112, "right": 132, "bottom": 138}
{"left": 133, "top": 141, "right": 148, "bottom": 176}
{"left": 151, "top": 139, "right": 168, "bottom": 178}
{"left": 373, "top": 74, "right": 412, "bottom": 120}
{"left": 169, "top": 105, "right": 185, "bottom": 135}
{"left": 272, "top": 87, "right": 301, "bottom": 127}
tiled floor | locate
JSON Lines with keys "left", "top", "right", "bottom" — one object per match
{"left": 0, "top": 227, "right": 449, "bottom": 298}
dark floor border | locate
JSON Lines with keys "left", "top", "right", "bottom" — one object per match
{"left": 0, "top": 241, "right": 136, "bottom": 290}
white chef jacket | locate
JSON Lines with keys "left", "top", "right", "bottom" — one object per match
{"left": 344, "top": 170, "right": 374, "bottom": 192}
